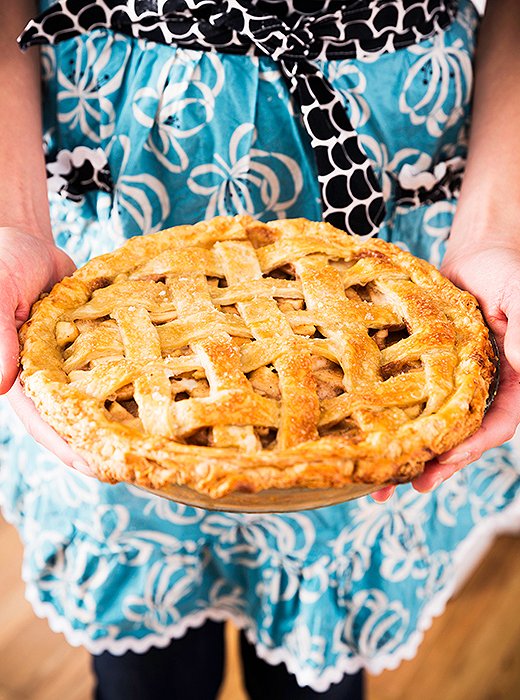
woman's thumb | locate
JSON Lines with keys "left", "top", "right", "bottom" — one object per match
{"left": 504, "top": 307, "right": 520, "bottom": 375}
{"left": 500, "top": 284, "right": 520, "bottom": 375}
{"left": 0, "top": 297, "right": 22, "bottom": 393}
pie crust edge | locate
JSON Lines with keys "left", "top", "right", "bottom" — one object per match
{"left": 19, "top": 216, "right": 495, "bottom": 499}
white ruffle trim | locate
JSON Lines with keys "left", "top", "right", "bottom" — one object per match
{"left": 0, "top": 486, "right": 517, "bottom": 693}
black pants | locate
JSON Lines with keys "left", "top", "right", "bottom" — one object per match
{"left": 93, "top": 620, "right": 364, "bottom": 700}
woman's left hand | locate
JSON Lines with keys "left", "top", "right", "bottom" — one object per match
{"left": 373, "top": 243, "right": 520, "bottom": 502}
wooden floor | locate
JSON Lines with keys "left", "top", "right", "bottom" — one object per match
{"left": 1, "top": 515, "right": 520, "bottom": 700}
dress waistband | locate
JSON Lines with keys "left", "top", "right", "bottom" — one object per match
{"left": 19, "top": 0, "right": 458, "bottom": 237}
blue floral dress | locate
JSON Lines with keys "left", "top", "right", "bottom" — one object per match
{"left": 1, "top": 0, "right": 520, "bottom": 691}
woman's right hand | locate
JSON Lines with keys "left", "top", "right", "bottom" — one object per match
{"left": 0, "top": 227, "right": 94, "bottom": 475}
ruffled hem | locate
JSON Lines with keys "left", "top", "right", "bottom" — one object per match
{"left": 2, "top": 488, "right": 518, "bottom": 693}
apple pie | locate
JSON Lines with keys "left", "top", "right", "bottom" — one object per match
{"left": 19, "top": 216, "right": 495, "bottom": 500}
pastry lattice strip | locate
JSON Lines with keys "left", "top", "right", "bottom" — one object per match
{"left": 62, "top": 218, "right": 459, "bottom": 450}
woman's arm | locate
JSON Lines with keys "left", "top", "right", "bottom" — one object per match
{"left": 0, "top": 0, "right": 61, "bottom": 392}
{"left": 0, "top": 0, "right": 52, "bottom": 238}
{"left": 375, "top": 0, "right": 520, "bottom": 500}
{"left": 0, "top": 3, "right": 91, "bottom": 473}
{"left": 446, "top": 0, "right": 520, "bottom": 249}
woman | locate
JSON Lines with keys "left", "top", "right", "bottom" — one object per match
{"left": 1, "top": 1, "right": 520, "bottom": 698}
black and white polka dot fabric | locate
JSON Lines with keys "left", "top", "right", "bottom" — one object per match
{"left": 19, "top": 0, "right": 457, "bottom": 237}
{"left": 46, "top": 146, "right": 113, "bottom": 202}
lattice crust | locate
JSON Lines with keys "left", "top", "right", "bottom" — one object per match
{"left": 20, "top": 217, "right": 494, "bottom": 498}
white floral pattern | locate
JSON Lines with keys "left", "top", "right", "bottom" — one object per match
{"left": 187, "top": 123, "right": 303, "bottom": 219}
{"left": 123, "top": 555, "right": 206, "bottom": 631}
{"left": 110, "top": 135, "right": 171, "bottom": 235}
{"left": 399, "top": 33, "right": 473, "bottom": 137}
{"left": 56, "top": 32, "right": 130, "bottom": 143}
{"left": 327, "top": 60, "right": 370, "bottom": 129}
{"left": 133, "top": 52, "right": 224, "bottom": 173}
{"left": 333, "top": 589, "right": 410, "bottom": 657}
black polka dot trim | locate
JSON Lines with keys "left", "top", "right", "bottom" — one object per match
{"left": 393, "top": 156, "right": 464, "bottom": 209}
{"left": 46, "top": 146, "right": 113, "bottom": 202}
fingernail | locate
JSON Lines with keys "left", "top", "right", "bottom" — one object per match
{"left": 437, "top": 451, "right": 470, "bottom": 465}
{"left": 72, "top": 460, "right": 94, "bottom": 477}
{"left": 426, "top": 477, "right": 444, "bottom": 493}
{"left": 371, "top": 486, "right": 395, "bottom": 503}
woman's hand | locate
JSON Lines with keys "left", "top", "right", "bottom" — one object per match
{"left": 0, "top": 227, "right": 94, "bottom": 475}
{"left": 373, "top": 243, "right": 520, "bottom": 502}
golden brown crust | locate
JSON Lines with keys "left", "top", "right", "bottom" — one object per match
{"left": 19, "top": 216, "right": 495, "bottom": 499}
